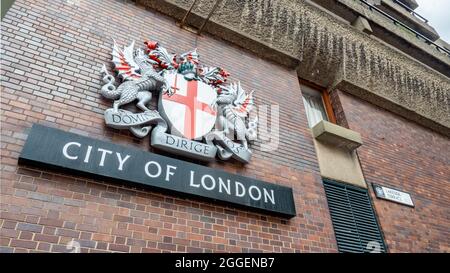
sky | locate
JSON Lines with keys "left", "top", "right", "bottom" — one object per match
{"left": 415, "top": 0, "right": 450, "bottom": 42}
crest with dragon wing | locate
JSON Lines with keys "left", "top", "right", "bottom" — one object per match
{"left": 111, "top": 40, "right": 142, "bottom": 81}
{"left": 213, "top": 82, "right": 258, "bottom": 149}
{"left": 231, "top": 82, "right": 254, "bottom": 118}
{"left": 100, "top": 39, "right": 257, "bottom": 163}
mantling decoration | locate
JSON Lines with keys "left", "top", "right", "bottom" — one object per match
{"left": 100, "top": 40, "right": 257, "bottom": 163}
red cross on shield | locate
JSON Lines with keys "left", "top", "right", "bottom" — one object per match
{"left": 159, "top": 71, "right": 217, "bottom": 140}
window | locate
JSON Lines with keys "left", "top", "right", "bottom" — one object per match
{"left": 323, "top": 179, "right": 387, "bottom": 253}
{"left": 300, "top": 81, "right": 336, "bottom": 128}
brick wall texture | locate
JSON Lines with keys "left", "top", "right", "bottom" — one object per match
{"left": 0, "top": 0, "right": 337, "bottom": 253}
{"left": 335, "top": 90, "right": 450, "bottom": 253}
{"left": 0, "top": 0, "right": 448, "bottom": 253}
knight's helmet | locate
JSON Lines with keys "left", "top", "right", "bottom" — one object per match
{"left": 178, "top": 49, "right": 199, "bottom": 81}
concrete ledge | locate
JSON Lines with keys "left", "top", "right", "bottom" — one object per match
{"left": 137, "top": 0, "right": 300, "bottom": 68}
{"left": 352, "top": 16, "right": 373, "bottom": 34}
{"left": 378, "top": 0, "right": 439, "bottom": 41}
{"left": 311, "top": 0, "right": 447, "bottom": 69}
{"left": 398, "top": 0, "right": 418, "bottom": 10}
{"left": 312, "top": 120, "right": 362, "bottom": 151}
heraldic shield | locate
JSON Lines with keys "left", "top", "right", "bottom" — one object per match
{"left": 100, "top": 39, "right": 258, "bottom": 163}
{"left": 159, "top": 70, "right": 217, "bottom": 140}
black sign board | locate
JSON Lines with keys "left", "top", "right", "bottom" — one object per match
{"left": 19, "top": 124, "right": 296, "bottom": 218}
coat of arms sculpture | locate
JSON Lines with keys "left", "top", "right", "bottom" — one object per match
{"left": 100, "top": 40, "right": 257, "bottom": 163}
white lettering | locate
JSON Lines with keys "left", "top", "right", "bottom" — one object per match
{"left": 235, "top": 181, "right": 246, "bottom": 197}
{"left": 144, "top": 161, "right": 162, "bottom": 178}
{"left": 62, "top": 142, "right": 81, "bottom": 160}
{"left": 84, "top": 145, "right": 92, "bottom": 163}
{"left": 218, "top": 178, "right": 231, "bottom": 195}
{"left": 263, "top": 189, "right": 275, "bottom": 205}
{"left": 165, "top": 165, "right": 177, "bottom": 182}
{"left": 116, "top": 153, "right": 130, "bottom": 171}
{"left": 97, "top": 148, "right": 113, "bottom": 167}
{"left": 249, "top": 186, "right": 262, "bottom": 201}
{"left": 189, "top": 170, "right": 200, "bottom": 188}
{"left": 201, "top": 175, "right": 216, "bottom": 191}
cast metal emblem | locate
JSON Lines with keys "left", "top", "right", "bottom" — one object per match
{"left": 100, "top": 40, "right": 257, "bottom": 163}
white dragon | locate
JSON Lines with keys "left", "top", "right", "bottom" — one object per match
{"left": 100, "top": 40, "right": 176, "bottom": 112}
{"left": 213, "top": 82, "right": 258, "bottom": 150}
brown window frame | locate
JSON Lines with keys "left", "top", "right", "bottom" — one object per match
{"left": 299, "top": 79, "right": 337, "bottom": 124}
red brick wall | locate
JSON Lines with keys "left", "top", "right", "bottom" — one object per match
{"left": 336, "top": 90, "right": 450, "bottom": 253}
{"left": 0, "top": 0, "right": 337, "bottom": 252}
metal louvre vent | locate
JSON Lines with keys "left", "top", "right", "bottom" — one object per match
{"left": 323, "top": 179, "right": 387, "bottom": 253}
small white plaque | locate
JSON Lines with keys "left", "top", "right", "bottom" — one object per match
{"left": 373, "top": 184, "right": 414, "bottom": 207}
